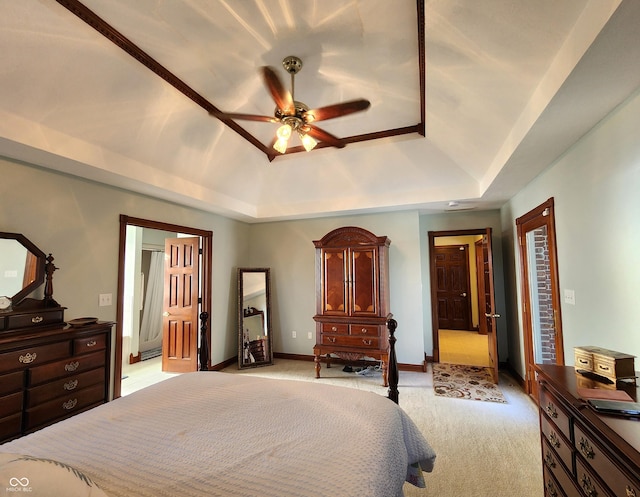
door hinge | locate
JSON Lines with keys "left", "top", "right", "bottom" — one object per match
{"left": 198, "top": 248, "right": 203, "bottom": 255}
{"left": 198, "top": 297, "right": 202, "bottom": 304}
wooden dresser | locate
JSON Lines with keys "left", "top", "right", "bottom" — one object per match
{"left": 313, "top": 226, "right": 391, "bottom": 386}
{"left": 536, "top": 364, "right": 640, "bottom": 497}
{"left": 0, "top": 322, "right": 113, "bottom": 443}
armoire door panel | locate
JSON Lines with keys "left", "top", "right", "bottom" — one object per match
{"left": 351, "top": 248, "right": 377, "bottom": 315}
{"left": 322, "top": 249, "right": 347, "bottom": 314}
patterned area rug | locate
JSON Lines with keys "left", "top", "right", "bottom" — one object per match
{"left": 433, "top": 363, "right": 507, "bottom": 403}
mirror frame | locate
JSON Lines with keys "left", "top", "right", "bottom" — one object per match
{"left": 0, "top": 232, "right": 46, "bottom": 306}
{"left": 237, "top": 267, "right": 273, "bottom": 369}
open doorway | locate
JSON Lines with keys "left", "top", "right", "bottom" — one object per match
{"left": 429, "top": 228, "right": 500, "bottom": 382}
{"left": 114, "top": 215, "right": 212, "bottom": 399}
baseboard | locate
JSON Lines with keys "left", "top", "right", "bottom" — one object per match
{"left": 209, "top": 356, "right": 237, "bottom": 371}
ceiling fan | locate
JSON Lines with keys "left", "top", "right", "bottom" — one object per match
{"left": 211, "top": 56, "right": 371, "bottom": 154}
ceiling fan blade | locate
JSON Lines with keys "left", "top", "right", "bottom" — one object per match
{"left": 209, "top": 110, "right": 278, "bottom": 123}
{"left": 306, "top": 125, "right": 346, "bottom": 148}
{"left": 305, "top": 99, "right": 371, "bottom": 123}
{"left": 261, "top": 66, "right": 294, "bottom": 115}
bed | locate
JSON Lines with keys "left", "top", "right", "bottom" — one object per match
{"left": 0, "top": 371, "right": 435, "bottom": 497}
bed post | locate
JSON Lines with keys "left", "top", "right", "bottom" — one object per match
{"left": 199, "top": 311, "right": 209, "bottom": 371}
{"left": 387, "top": 315, "right": 399, "bottom": 404}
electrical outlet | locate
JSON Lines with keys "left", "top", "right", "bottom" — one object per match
{"left": 292, "top": 330, "right": 297, "bottom": 338}
{"left": 307, "top": 332, "right": 313, "bottom": 339}
{"left": 564, "top": 289, "right": 575, "bottom": 305}
{"left": 99, "top": 293, "right": 112, "bottom": 307}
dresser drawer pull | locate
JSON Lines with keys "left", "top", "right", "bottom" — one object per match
{"left": 546, "top": 403, "right": 558, "bottom": 418}
{"left": 331, "top": 326, "right": 338, "bottom": 332}
{"left": 544, "top": 451, "right": 556, "bottom": 469}
{"left": 579, "top": 437, "right": 595, "bottom": 459}
{"left": 580, "top": 474, "right": 598, "bottom": 497}
{"left": 360, "top": 328, "right": 368, "bottom": 334}
{"left": 547, "top": 431, "right": 561, "bottom": 449}
{"left": 362, "top": 339, "right": 373, "bottom": 345}
{"left": 62, "top": 399, "right": 78, "bottom": 410}
{"left": 327, "top": 337, "right": 336, "bottom": 343}
{"left": 19, "top": 352, "right": 37, "bottom": 364}
{"left": 577, "top": 358, "right": 590, "bottom": 365}
{"left": 64, "top": 380, "right": 79, "bottom": 391}
{"left": 546, "top": 480, "right": 559, "bottom": 497}
{"left": 85, "top": 340, "right": 98, "bottom": 347}
{"left": 31, "top": 316, "right": 44, "bottom": 324}
{"left": 627, "top": 486, "right": 637, "bottom": 497}
{"left": 65, "top": 361, "right": 80, "bottom": 372}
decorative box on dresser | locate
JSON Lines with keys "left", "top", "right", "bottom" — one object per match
{"left": 0, "top": 321, "right": 114, "bottom": 443}
{"left": 313, "top": 226, "right": 392, "bottom": 386}
{"left": 536, "top": 364, "right": 640, "bottom": 497}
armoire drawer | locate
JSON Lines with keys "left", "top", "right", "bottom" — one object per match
{"left": 28, "top": 350, "right": 105, "bottom": 386}
{"left": 0, "top": 341, "right": 70, "bottom": 374}
{"left": 321, "top": 334, "right": 380, "bottom": 348}
{"left": 25, "top": 383, "right": 105, "bottom": 430}
{"left": 575, "top": 457, "right": 613, "bottom": 497}
{"left": 27, "top": 367, "right": 105, "bottom": 406}
{"left": 349, "top": 324, "right": 379, "bottom": 336}
{"left": 321, "top": 323, "right": 349, "bottom": 335}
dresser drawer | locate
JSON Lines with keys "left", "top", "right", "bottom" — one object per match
{"left": 73, "top": 333, "right": 107, "bottom": 354}
{"left": 27, "top": 367, "right": 105, "bottom": 407}
{"left": 0, "top": 391, "right": 23, "bottom": 418}
{"left": 5, "top": 307, "right": 65, "bottom": 330}
{"left": 574, "top": 422, "right": 640, "bottom": 497}
{"left": 0, "top": 341, "right": 70, "bottom": 374}
{"left": 539, "top": 386, "right": 572, "bottom": 441}
{"left": 28, "top": 350, "right": 105, "bottom": 386}
{"left": 541, "top": 414, "right": 574, "bottom": 473}
{"left": 0, "top": 413, "right": 21, "bottom": 442}
{"left": 0, "top": 370, "right": 24, "bottom": 396}
{"left": 575, "top": 456, "right": 613, "bottom": 497}
{"left": 25, "top": 383, "right": 105, "bottom": 430}
{"left": 321, "top": 323, "right": 349, "bottom": 334}
{"left": 349, "top": 324, "right": 379, "bottom": 336}
{"left": 321, "top": 334, "right": 380, "bottom": 348}
{"left": 542, "top": 438, "right": 581, "bottom": 497}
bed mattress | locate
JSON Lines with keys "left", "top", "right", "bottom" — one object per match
{"left": 1, "top": 372, "right": 435, "bottom": 496}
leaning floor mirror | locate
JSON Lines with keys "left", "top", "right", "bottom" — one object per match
{"left": 238, "top": 268, "right": 273, "bottom": 369}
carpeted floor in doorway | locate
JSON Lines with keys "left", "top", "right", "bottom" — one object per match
{"left": 433, "top": 363, "right": 507, "bottom": 403}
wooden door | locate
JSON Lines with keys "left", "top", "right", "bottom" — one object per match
{"left": 350, "top": 247, "right": 378, "bottom": 316}
{"left": 516, "top": 198, "right": 564, "bottom": 399}
{"left": 481, "top": 230, "right": 500, "bottom": 383}
{"left": 321, "top": 248, "right": 348, "bottom": 316}
{"left": 434, "top": 245, "right": 471, "bottom": 330}
{"left": 162, "top": 236, "right": 200, "bottom": 373}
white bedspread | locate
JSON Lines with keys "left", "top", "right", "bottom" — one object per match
{"left": 1, "top": 372, "right": 435, "bottom": 496}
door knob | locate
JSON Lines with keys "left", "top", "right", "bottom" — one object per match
{"left": 485, "top": 313, "right": 501, "bottom": 318}
{"left": 460, "top": 292, "right": 467, "bottom": 297}
{"left": 163, "top": 311, "right": 171, "bottom": 317}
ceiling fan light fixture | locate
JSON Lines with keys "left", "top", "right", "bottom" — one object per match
{"left": 299, "top": 131, "right": 317, "bottom": 152}
{"left": 276, "top": 123, "right": 292, "bottom": 140}
{"left": 273, "top": 137, "right": 289, "bottom": 154}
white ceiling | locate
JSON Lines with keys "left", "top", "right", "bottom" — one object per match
{"left": 1, "top": 0, "right": 639, "bottom": 222}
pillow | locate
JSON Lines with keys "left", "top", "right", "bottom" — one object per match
{"left": 0, "top": 453, "right": 108, "bottom": 496}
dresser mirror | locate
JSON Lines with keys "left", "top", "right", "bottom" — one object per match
{"left": 0, "top": 232, "right": 46, "bottom": 310}
{"left": 238, "top": 268, "right": 273, "bottom": 369}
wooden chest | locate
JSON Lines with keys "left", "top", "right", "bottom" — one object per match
{"left": 574, "top": 345, "right": 635, "bottom": 382}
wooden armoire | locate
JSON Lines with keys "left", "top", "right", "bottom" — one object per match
{"left": 312, "top": 226, "right": 391, "bottom": 386}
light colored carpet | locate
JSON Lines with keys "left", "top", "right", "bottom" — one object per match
{"left": 222, "top": 359, "right": 543, "bottom": 497}
{"left": 432, "top": 363, "right": 507, "bottom": 403}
